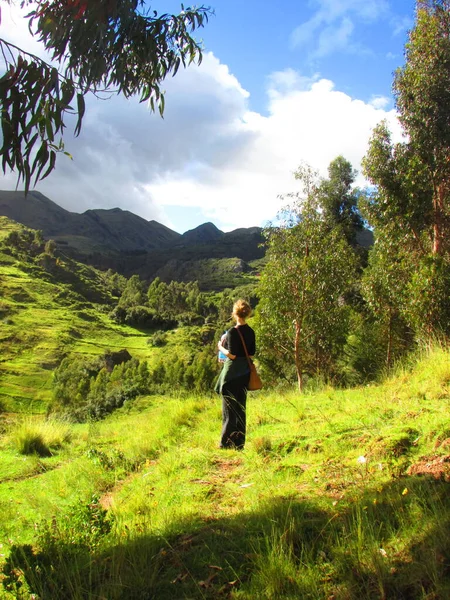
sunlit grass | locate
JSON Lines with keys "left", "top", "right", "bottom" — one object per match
{"left": 0, "top": 244, "right": 155, "bottom": 411}
{"left": 9, "top": 418, "right": 72, "bottom": 455}
{"left": 1, "top": 242, "right": 449, "bottom": 600}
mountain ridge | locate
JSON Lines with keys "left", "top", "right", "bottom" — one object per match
{"left": 0, "top": 190, "right": 261, "bottom": 251}
{"left": 0, "top": 190, "right": 265, "bottom": 285}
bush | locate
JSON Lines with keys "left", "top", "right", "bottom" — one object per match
{"left": 147, "top": 331, "right": 168, "bottom": 347}
{"left": 12, "top": 420, "right": 72, "bottom": 456}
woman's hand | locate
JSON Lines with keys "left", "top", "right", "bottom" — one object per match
{"left": 218, "top": 342, "right": 236, "bottom": 360}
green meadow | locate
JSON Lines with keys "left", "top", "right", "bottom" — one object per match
{"left": 0, "top": 349, "right": 449, "bottom": 598}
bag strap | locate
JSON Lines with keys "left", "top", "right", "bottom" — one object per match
{"left": 235, "top": 326, "right": 253, "bottom": 369}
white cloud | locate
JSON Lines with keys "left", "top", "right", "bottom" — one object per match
{"left": 290, "top": 0, "right": 389, "bottom": 57}
{"left": 315, "top": 17, "right": 355, "bottom": 57}
{"left": 145, "top": 73, "right": 403, "bottom": 231}
{"left": 369, "top": 95, "right": 391, "bottom": 109}
{"left": 1, "top": 3, "right": 404, "bottom": 233}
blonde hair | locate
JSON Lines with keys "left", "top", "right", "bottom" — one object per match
{"left": 232, "top": 299, "right": 252, "bottom": 320}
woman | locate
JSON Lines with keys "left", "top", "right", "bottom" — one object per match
{"left": 215, "top": 299, "right": 256, "bottom": 450}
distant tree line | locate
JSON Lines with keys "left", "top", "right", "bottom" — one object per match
{"left": 51, "top": 348, "right": 219, "bottom": 421}
{"left": 109, "top": 274, "right": 258, "bottom": 331}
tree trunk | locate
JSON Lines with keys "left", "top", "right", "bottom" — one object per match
{"left": 294, "top": 320, "right": 303, "bottom": 392}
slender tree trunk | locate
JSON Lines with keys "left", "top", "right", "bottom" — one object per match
{"left": 294, "top": 320, "right": 303, "bottom": 392}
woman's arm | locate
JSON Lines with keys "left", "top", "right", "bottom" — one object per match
{"left": 218, "top": 340, "right": 236, "bottom": 360}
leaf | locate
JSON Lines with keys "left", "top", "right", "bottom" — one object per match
{"left": 158, "top": 93, "right": 165, "bottom": 117}
{"left": 25, "top": 132, "right": 39, "bottom": 151}
{"left": 40, "top": 149, "right": 57, "bottom": 181}
{"left": 74, "top": 93, "right": 85, "bottom": 137}
{"left": 45, "top": 113, "right": 54, "bottom": 143}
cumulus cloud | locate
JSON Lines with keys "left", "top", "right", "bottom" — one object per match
{"left": 369, "top": 95, "right": 391, "bottom": 109}
{"left": 145, "top": 74, "right": 403, "bottom": 231}
{"left": 1, "top": 2, "right": 404, "bottom": 233}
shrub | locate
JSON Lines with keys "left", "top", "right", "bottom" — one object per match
{"left": 12, "top": 420, "right": 72, "bottom": 456}
{"left": 147, "top": 331, "right": 168, "bottom": 347}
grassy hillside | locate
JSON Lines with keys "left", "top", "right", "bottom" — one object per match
{"left": 0, "top": 218, "right": 152, "bottom": 413}
{"left": 0, "top": 347, "right": 449, "bottom": 598}
{"left": 0, "top": 218, "right": 225, "bottom": 415}
{"left": 153, "top": 256, "right": 262, "bottom": 290}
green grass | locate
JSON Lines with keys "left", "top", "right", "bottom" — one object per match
{"left": 0, "top": 347, "right": 449, "bottom": 598}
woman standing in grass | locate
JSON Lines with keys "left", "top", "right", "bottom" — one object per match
{"left": 215, "top": 299, "right": 256, "bottom": 450}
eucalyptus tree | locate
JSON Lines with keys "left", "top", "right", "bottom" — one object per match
{"left": 360, "top": 233, "right": 412, "bottom": 368}
{"left": 362, "top": 0, "right": 450, "bottom": 339}
{"left": 394, "top": 0, "right": 450, "bottom": 256}
{"left": 317, "top": 155, "right": 364, "bottom": 248}
{"left": 0, "top": 0, "right": 210, "bottom": 192}
{"left": 257, "top": 164, "right": 358, "bottom": 391}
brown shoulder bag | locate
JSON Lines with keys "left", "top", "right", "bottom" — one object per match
{"left": 235, "top": 327, "right": 262, "bottom": 391}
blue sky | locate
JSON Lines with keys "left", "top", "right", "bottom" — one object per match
{"left": 2, "top": 0, "right": 415, "bottom": 233}
{"left": 195, "top": 0, "right": 413, "bottom": 113}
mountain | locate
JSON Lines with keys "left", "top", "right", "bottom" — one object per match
{"left": 0, "top": 191, "right": 265, "bottom": 287}
{"left": 0, "top": 190, "right": 75, "bottom": 232}
{"left": 179, "top": 222, "right": 224, "bottom": 245}
{"left": 0, "top": 191, "right": 181, "bottom": 254}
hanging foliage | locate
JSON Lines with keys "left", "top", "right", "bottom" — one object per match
{"left": 0, "top": 0, "right": 210, "bottom": 191}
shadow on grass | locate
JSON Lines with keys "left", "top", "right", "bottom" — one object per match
{"left": 3, "top": 476, "right": 450, "bottom": 599}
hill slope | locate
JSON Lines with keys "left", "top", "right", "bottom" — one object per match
{"left": 0, "top": 217, "right": 152, "bottom": 412}
{"left": 0, "top": 348, "right": 449, "bottom": 598}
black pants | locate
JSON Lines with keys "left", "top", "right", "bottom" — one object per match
{"left": 220, "top": 374, "right": 249, "bottom": 449}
